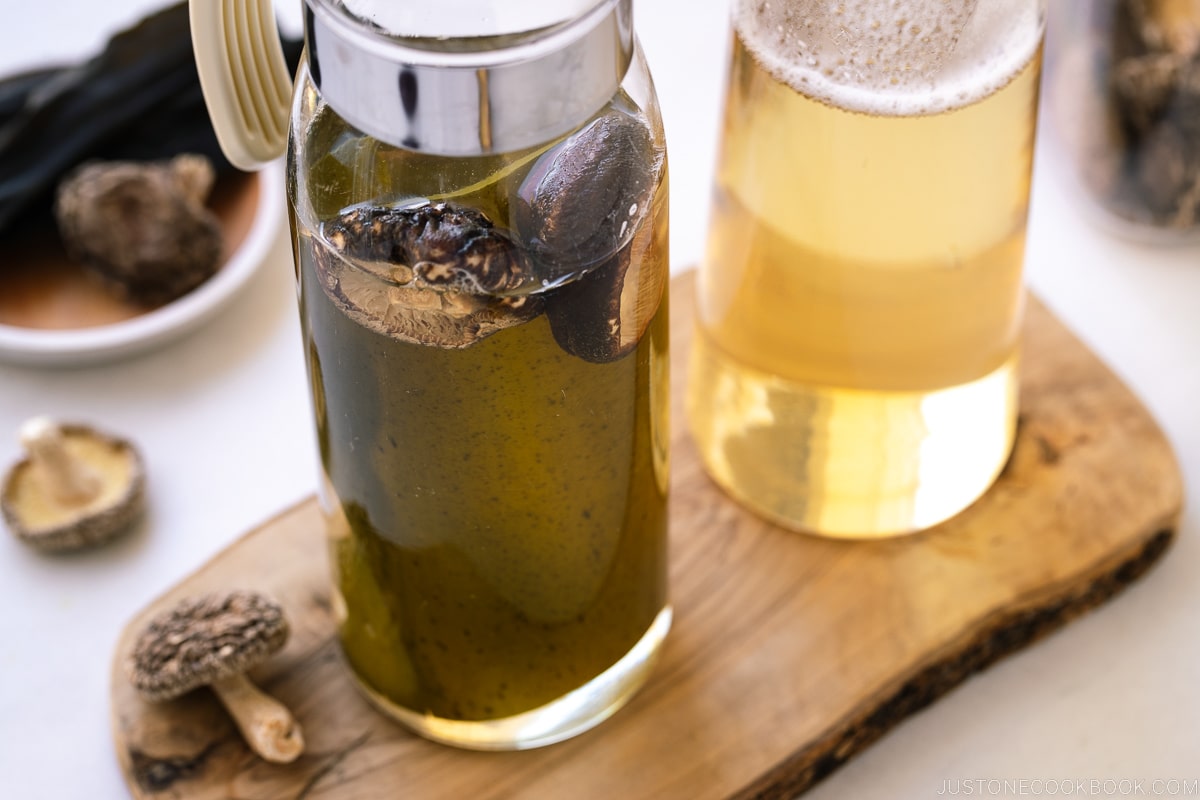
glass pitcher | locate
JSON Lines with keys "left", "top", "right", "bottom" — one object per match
{"left": 687, "top": 0, "right": 1045, "bottom": 538}
{"left": 192, "top": 0, "right": 670, "bottom": 750}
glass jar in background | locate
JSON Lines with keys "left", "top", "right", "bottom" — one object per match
{"left": 288, "top": 0, "right": 670, "bottom": 749}
{"left": 1045, "top": 0, "right": 1200, "bottom": 240}
{"left": 687, "top": 0, "right": 1046, "bottom": 538}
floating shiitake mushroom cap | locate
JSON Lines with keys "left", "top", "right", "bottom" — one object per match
{"left": 1, "top": 417, "right": 145, "bottom": 552}
{"left": 317, "top": 202, "right": 542, "bottom": 349}
{"left": 127, "top": 591, "right": 304, "bottom": 764}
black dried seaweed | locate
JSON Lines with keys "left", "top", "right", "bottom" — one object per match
{"left": 0, "top": 67, "right": 59, "bottom": 126}
{"left": 0, "top": 2, "right": 301, "bottom": 237}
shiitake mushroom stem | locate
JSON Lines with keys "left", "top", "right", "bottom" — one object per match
{"left": 127, "top": 592, "right": 304, "bottom": 764}
{"left": 18, "top": 417, "right": 101, "bottom": 505}
{"left": 3, "top": 418, "right": 145, "bottom": 552}
{"left": 210, "top": 673, "right": 305, "bottom": 764}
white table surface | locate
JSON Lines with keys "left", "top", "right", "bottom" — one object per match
{"left": 1, "top": 2, "right": 1197, "bottom": 798}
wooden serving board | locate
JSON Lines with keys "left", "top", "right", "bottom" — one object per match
{"left": 111, "top": 272, "right": 1182, "bottom": 800}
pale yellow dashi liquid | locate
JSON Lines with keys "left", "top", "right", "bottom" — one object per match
{"left": 688, "top": 6, "right": 1043, "bottom": 537}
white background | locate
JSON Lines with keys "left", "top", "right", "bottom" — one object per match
{"left": 1, "top": 1, "right": 1198, "bottom": 797}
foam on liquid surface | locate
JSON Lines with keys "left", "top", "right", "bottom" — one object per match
{"left": 735, "top": 0, "right": 1043, "bottom": 115}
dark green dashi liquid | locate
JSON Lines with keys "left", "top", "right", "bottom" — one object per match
{"left": 291, "top": 99, "right": 669, "bottom": 722}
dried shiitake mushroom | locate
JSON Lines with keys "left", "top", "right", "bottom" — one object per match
{"left": 513, "top": 110, "right": 662, "bottom": 363}
{"left": 1131, "top": 0, "right": 1200, "bottom": 59}
{"left": 543, "top": 205, "right": 666, "bottom": 364}
{"left": 127, "top": 591, "right": 304, "bottom": 764}
{"left": 513, "top": 110, "right": 656, "bottom": 278}
{"left": 1, "top": 417, "right": 144, "bottom": 552}
{"left": 316, "top": 202, "right": 542, "bottom": 349}
{"left": 54, "top": 154, "right": 223, "bottom": 305}
{"left": 325, "top": 202, "right": 531, "bottom": 294}
{"left": 1062, "top": 0, "right": 1200, "bottom": 229}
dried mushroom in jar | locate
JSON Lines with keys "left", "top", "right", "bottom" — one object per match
{"left": 544, "top": 203, "right": 666, "bottom": 364}
{"left": 514, "top": 110, "right": 663, "bottom": 363}
{"left": 1051, "top": 0, "right": 1200, "bottom": 231}
{"left": 315, "top": 202, "right": 542, "bottom": 349}
{"left": 514, "top": 110, "right": 657, "bottom": 277}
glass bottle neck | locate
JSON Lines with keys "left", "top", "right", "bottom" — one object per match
{"left": 303, "top": 0, "right": 633, "bottom": 156}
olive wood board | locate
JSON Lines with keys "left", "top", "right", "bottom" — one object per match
{"left": 110, "top": 271, "right": 1182, "bottom": 800}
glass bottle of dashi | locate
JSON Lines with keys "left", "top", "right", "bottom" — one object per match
{"left": 287, "top": 0, "right": 670, "bottom": 750}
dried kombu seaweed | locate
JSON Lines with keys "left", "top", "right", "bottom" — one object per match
{"left": 0, "top": 2, "right": 301, "bottom": 238}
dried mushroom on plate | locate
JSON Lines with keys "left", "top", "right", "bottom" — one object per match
{"left": 1, "top": 417, "right": 144, "bottom": 552}
{"left": 127, "top": 591, "right": 304, "bottom": 764}
{"left": 54, "top": 154, "right": 224, "bottom": 305}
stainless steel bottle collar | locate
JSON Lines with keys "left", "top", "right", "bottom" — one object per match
{"left": 303, "top": 0, "right": 633, "bottom": 156}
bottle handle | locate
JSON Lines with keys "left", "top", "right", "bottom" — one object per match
{"left": 189, "top": 0, "right": 292, "bottom": 170}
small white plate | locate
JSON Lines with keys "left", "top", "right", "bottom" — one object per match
{"left": 0, "top": 161, "right": 285, "bottom": 368}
